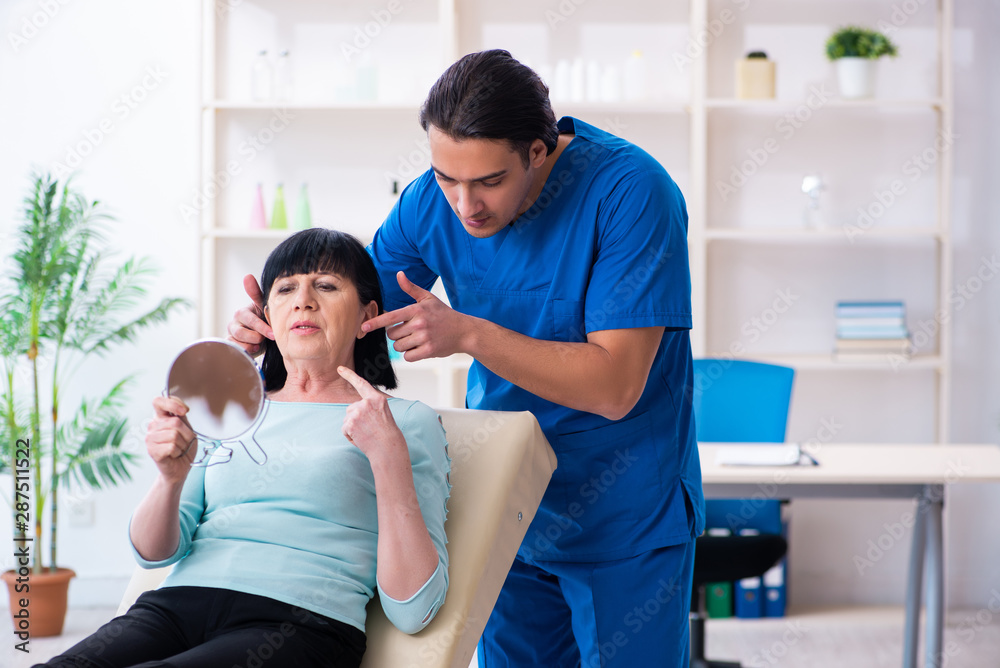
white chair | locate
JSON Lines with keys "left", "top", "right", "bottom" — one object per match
{"left": 118, "top": 408, "right": 557, "bottom": 668}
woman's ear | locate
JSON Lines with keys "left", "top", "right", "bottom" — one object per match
{"left": 358, "top": 301, "right": 378, "bottom": 339}
{"left": 262, "top": 304, "right": 270, "bottom": 325}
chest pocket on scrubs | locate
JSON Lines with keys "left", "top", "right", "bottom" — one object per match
{"left": 553, "top": 411, "right": 662, "bottom": 528}
{"left": 551, "top": 299, "right": 587, "bottom": 343}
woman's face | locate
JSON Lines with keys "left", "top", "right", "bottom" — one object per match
{"left": 264, "top": 271, "right": 377, "bottom": 369}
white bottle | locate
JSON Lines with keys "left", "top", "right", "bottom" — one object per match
{"left": 623, "top": 49, "right": 647, "bottom": 102}
{"left": 586, "top": 60, "right": 602, "bottom": 103}
{"left": 251, "top": 49, "right": 272, "bottom": 102}
{"left": 356, "top": 51, "right": 378, "bottom": 102}
{"left": 569, "top": 57, "right": 585, "bottom": 103}
{"left": 272, "top": 49, "right": 292, "bottom": 102}
{"left": 600, "top": 65, "right": 622, "bottom": 103}
{"left": 552, "top": 59, "right": 571, "bottom": 103}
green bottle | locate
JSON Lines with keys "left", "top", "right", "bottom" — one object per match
{"left": 270, "top": 183, "right": 288, "bottom": 230}
{"left": 293, "top": 183, "right": 312, "bottom": 230}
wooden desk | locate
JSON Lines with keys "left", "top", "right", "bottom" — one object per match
{"left": 699, "top": 443, "right": 1000, "bottom": 668}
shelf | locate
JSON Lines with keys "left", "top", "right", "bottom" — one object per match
{"left": 704, "top": 98, "right": 943, "bottom": 111}
{"left": 206, "top": 100, "right": 422, "bottom": 111}
{"left": 200, "top": 0, "right": 954, "bottom": 421}
{"left": 205, "top": 228, "right": 376, "bottom": 246}
{"left": 553, "top": 100, "right": 689, "bottom": 115}
{"left": 704, "top": 352, "right": 943, "bottom": 371}
{"left": 703, "top": 227, "right": 944, "bottom": 242}
{"left": 206, "top": 228, "right": 295, "bottom": 239}
{"left": 208, "top": 99, "right": 693, "bottom": 115}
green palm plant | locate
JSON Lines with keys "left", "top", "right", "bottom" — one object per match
{"left": 0, "top": 173, "right": 190, "bottom": 573}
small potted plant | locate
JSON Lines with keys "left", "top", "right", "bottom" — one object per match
{"left": 0, "top": 174, "right": 189, "bottom": 637}
{"left": 826, "top": 25, "right": 898, "bottom": 99}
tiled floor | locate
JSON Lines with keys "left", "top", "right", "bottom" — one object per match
{"left": 5, "top": 606, "right": 1000, "bottom": 667}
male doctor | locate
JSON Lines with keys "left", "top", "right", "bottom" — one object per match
{"left": 230, "top": 49, "right": 704, "bottom": 667}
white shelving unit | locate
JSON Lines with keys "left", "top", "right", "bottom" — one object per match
{"left": 688, "top": 0, "right": 953, "bottom": 442}
{"left": 197, "top": 0, "right": 463, "bottom": 407}
{"left": 198, "top": 0, "right": 952, "bottom": 430}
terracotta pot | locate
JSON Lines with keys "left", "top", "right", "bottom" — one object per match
{"left": 2, "top": 567, "right": 76, "bottom": 638}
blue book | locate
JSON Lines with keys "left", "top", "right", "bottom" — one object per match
{"left": 836, "top": 300, "right": 905, "bottom": 309}
{"left": 836, "top": 326, "right": 910, "bottom": 339}
{"left": 836, "top": 301, "right": 906, "bottom": 319}
{"left": 835, "top": 317, "right": 906, "bottom": 328}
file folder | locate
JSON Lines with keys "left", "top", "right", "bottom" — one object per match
{"left": 735, "top": 576, "right": 763, "bottom": 618}
{"left": 763, "top": 561, "right": 787, "bottom": 617}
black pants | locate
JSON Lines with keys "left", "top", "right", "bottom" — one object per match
{"left": 36, "top": 586, "right": 366, "bottom": 668}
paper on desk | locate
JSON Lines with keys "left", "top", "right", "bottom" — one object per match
{"left": 715, "top": 443, "right": 802, "bottom": 467}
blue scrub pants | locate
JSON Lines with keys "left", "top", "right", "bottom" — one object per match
{"left": 477, "top": 540, "right": 695, "bottom": 668}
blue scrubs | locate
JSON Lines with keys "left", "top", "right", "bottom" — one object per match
{"left": 369, "top": 117, "right": 704, "bottom": 666}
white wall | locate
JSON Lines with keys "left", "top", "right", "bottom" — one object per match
{"left": 0, "top": 0, "right": 997, "bottom": 613}
{"left": 0, "top": 0, "right": 201, "bottom": 606}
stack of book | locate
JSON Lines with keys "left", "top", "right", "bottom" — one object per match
{"left": 834, "top": 300, "right": 913, "bottom": 361}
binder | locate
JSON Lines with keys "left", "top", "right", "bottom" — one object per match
{"left": 763, "top": 561, "right": 787, "bottom": 617}
{"left": 735, "top": 576, "right": 763, "bottom": 618}
{"left": 706, "top": 581, "right": 733, "bottom": 618}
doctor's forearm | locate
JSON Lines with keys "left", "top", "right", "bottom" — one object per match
{"left": 462, "top": 317, "right": 658, "bottom": 421}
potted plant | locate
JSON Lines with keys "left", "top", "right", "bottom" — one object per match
{"left": 826, "top": 25, "right": 899, "bottom": 99}
{"left": 0, "top": 174, "right": 189, "bottom": 637}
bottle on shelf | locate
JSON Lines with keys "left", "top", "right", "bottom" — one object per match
{"left": 569, "top": 57, "right": 585, "bottom": 103}
{"left": 600, "top": 65, "right": 622, "bottom": 103}
{"left": 623, "top": 49, "right": 647, "bottom": 102}
{"left": 355, "top": 51, "right": 378, "bottom": 102}
{"left": 586, "top": 60, "right": 602, "bottom": 103}
{"left": 250, "top": 183, "right": 268, "bottom": 229}
{"left": 551, "top": 59, "right": 571, "bottom": 103}
{"left": 273, "top": 50, "right": 293, "bottom": 102}
{"left": 801, "top": 174, "right": 825, "bottom": 229}
{"left": 293, "top": 183, "right": 312, "bottom": 230}
{"left": 270, "top": 183, "right": 288, "bottom": 230}
{"left": 251, "top": 49, "right": 273, "bottom": 102}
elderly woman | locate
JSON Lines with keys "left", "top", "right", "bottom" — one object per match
{"left": 40, "top": 229, "right": 450, "bottom": 668}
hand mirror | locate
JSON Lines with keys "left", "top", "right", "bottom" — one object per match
{"left": 166, "top": 338, "right": 268, "bottom": 465}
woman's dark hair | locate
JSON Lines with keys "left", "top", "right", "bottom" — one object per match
{"left": 419, "top": 49, "right": 559, "bottom": 166}
{"left": 259, "top": 228, "right": 397, "bottom": 392}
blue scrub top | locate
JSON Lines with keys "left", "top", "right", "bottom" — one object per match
{"left": 370, "top": 117, "right": 704, "bottom": 562}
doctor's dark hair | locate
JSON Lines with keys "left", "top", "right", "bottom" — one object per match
{"left": 420, "top": 49, "right": 559, "bottom": 166}
{"left": 259, "top": 228, "right": 398, "bottom": 392}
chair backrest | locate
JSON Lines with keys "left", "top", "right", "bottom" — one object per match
{"left": 118, "top": 408, "right": 557, "bottom": 668}
{"left": 692, "top": 359, "right": 794, "bottom": 443}
{"left": 692, "top": 359, "right": 794, "bottom": 534}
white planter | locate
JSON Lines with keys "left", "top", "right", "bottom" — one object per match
{"left": 835, "top": 57, "right": 877, "bottom": 99}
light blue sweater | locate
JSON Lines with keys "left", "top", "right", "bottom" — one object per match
{"left": 130, "top": 398, "right": 451, "bottom": 635}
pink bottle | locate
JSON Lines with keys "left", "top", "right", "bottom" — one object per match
{"left": 250, "top": 183, "right": 268, "bottom": 229}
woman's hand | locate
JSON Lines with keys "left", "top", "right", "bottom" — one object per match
{"left": 338, "top": 366, "right": 440, "bottom": 603}
{"left": 145, "top": 396, "right": 198, "bottom": 485}
{"left": 338, "top": 366, "right": 406, "bottom": 464}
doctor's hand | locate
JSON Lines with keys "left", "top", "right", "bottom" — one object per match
{"left": 226, "top": 274, "right": 274, "bottom": 357}
{"left": 362, "top": 271, "right": 474, "bottom": 362}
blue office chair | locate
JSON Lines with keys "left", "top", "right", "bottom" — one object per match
{"left": 690, "top": 359, "right": 794, "bottom": 668}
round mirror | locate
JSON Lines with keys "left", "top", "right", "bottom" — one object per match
{"left": 166, "top": 339, "right": 265, "bottom": 442}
